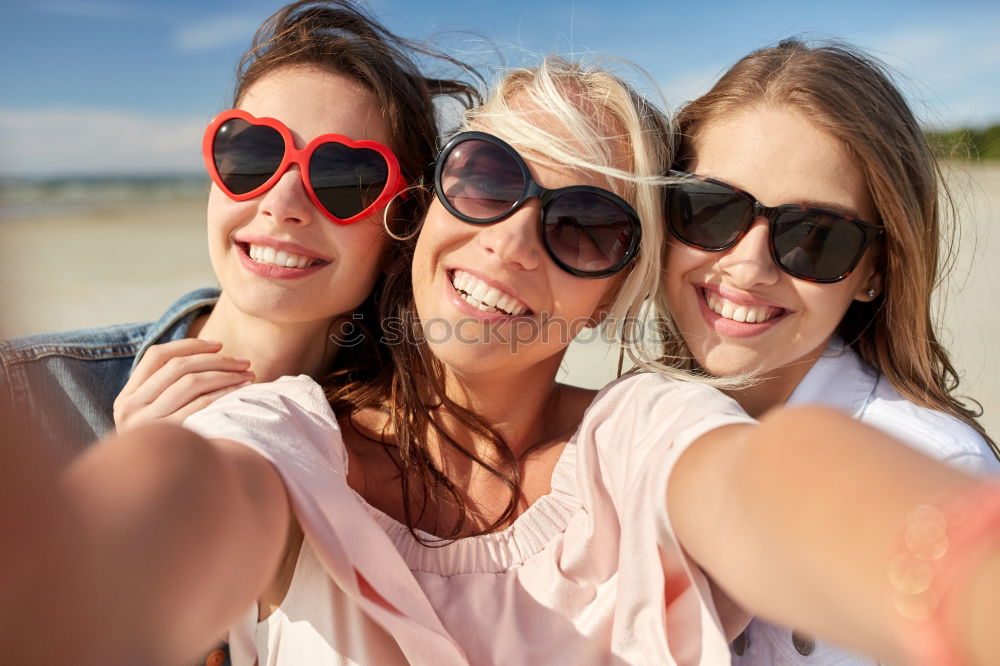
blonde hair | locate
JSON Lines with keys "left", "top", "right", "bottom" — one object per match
{"left": 666, "top": 39, "right": 996, "bottom": 453}
{"left": 461, "top": 57, "right": 702, "bottom": 379}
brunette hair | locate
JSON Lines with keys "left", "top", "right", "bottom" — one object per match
{"left": 337, "top": 58, "right": 674, "bottom": 541}
{"left": 668, "top": 38, "right": 996, "bottom": 453}
{"left": 230, "top": 1, "right": 483, "bottom": 396}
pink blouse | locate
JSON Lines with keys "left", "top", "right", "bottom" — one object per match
{"left": 184, "top": 372, "right": 754, "bottom": 665}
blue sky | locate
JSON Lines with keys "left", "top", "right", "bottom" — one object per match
{"left": 2, "top": 0, "right": 999, "bottom": 177}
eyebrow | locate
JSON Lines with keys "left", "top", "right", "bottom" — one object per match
{"left": 791, "top": 199, "right": 865, "bottom": 220}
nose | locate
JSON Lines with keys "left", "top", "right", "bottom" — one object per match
{"left": 475, "top": 201, "right": 543, "bottom": 271}
{"left": 717, "top": 216, "right": 781, "bottom": 287}
{"left": 257, "top": 165, "right": 316, "bottom": 225}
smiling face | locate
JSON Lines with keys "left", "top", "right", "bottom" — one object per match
{"left": 206, "top": 65, "right": 392, "bottom": 325}
{"left": 664, "top": 105, "right": 882, "bottom": 406}
{"left": 411, "top": 125, "right": 622, "bottom": 380}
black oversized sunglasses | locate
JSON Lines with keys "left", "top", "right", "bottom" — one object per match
{"left": 434, "top": 131, "right": 642, "bottom": 278}
{"left": 665, "top": 170, "right": 884, "bottom": 283}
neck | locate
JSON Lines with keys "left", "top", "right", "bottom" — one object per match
{"left": 724, "top": 341, "right": 830, "bottom": 418}
{"left": 432, "top": 353, "right": 568, "bottom": 462}
{"left": 195, "top": 294, "right": 340, "bottom": 382}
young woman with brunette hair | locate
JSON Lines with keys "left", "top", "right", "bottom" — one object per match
{"left": 660, "top": 38, "right": 999, "bottom": 663}
{"left": 0, "top": 0, "right": 479, "bottom": 458}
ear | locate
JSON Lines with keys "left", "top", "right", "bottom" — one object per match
{"left": 854, "top": 270, "right": 884, "bottom": 303}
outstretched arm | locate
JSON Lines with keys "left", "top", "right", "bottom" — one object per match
{"left": 57, "top": 423, "right": 288, "bottom": 664}
{"left": 668, "top": 405, "right": 999, "bottom": 665}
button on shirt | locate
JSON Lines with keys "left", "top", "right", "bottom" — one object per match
{"left": 731, "top": 337, "right": 1000, "bottom": 665}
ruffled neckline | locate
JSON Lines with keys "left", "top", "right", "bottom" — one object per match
{"left": 353, "top": 438, "right": 582, "bottom": 576}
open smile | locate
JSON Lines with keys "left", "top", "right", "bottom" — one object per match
{"left": 234, "top": 239, "right": 331, "bottom": 279}
{"left": 697, "top": 286, "right": 788, "bottom": 337}
{"left": 448, "top": 269, "right": 532, "bottom": 317}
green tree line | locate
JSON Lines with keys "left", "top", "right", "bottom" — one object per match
{"left": 925, "top": 124, "right": 1000, "bottom": 161}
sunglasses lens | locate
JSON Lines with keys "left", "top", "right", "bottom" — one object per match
{"left": 667, "top": 180, "right": 751, "bottom": 250}
{"left": 309, "top": 143, "right": 389, "bottom": 220}
{"left": 543, "top": 191, "right": 637, "bottom": 274}
{"left": 212, "top": 118, "right": 284, "bottom": 195}
{"left": 772, "top": 211, "right": 867, "bottom": 281}
{"left": 440, "top": 139, "right": 525, "bottom": 220}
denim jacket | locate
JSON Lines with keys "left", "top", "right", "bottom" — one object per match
{"left": 0, "top": 288, "right": 219, "bottom": 462}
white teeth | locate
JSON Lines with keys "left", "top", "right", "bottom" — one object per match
{"left": 449, "top": 269, "right": 528, "bottom": 316}
{"left": 706, "top": 290, "right": 780, "bottom": 324}
{"left": 247, "top": 244, "right": 317, "bottom": 269}
{"left": 470, "top": 281, "right": 489, "bottom": 302}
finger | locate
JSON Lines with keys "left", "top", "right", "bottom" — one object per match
{"left": 125, "top": 353, "right": 253, "bottom": 409}
{"left": 121, "top": 339, "right": 227, "bottom": 394}
{"left": 141, "top": 370, "right": 256, "bottom": 420}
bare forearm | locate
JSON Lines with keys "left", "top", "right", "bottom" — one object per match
{"left": 669, "top": 407, "right": 975, "bottom": 663}
{"left": 61, "top": 423, "right": 289, "bottom": 664}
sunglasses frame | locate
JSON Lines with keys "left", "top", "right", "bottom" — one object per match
{"left": 202, "top": 109, "right": 406, "bottom": 225}
{"left": 434, "top": 131, "right": 642, "bottom": 279}
{"left": 666, "top": 170, "right": 884, "bottom": 283}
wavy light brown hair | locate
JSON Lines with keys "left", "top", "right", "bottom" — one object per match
{"left": 334, "top": 58, "right": 674, "bottom": 541}
{"left": 666, "top": 38, "right": 996, "bottom": 454}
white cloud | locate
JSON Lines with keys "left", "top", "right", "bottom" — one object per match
{"left": 857, "top": 13, "right": 1000, "bottom": 127}
{"left": 172, "top": 14, "right": 262, "bottom": 54}
{"left": 0, "top": 108, "right": 205, "bottom": 177}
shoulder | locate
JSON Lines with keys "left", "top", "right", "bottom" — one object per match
{"left": 186, "top": 375, "right": 335, "bottom": 432}
{"left": 1, "top": 323, "right": 152, "bottom": 364}
{"left": 581, "top": 372, "right": 754, "bottom": 457}
{"left": 587, "top": 372, "right": 750, "bottom": 425}
{"left": 0, "top": 288, "right": 218, "bottom": 366}
{"left": 863, "top": 377, "right": 999, "bottom": 475}
{"left": 183, "top": 375, "right": 346, "bottom": 468}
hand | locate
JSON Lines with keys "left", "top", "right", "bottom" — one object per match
{"left": 114, "top": 339, "right": 254, "bottom": 432}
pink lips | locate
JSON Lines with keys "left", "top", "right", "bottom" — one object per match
{"left": 696, "top": 284, "right": 788, "bottom": 338}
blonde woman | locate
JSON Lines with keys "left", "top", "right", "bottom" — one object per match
{"left": 660, "top": 39, "right": 1000, "bottom": 664}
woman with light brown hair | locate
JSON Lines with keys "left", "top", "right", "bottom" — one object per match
{"left": 660, "top": 38, "right": 1000, "bottom": 663}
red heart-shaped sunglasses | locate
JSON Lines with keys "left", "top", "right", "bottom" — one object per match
{"left": 202, "top": 109, "right": 407, "bottom": 225}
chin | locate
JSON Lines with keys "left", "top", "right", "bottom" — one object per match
{"left": 697, "top": 345, "right": 766, "bottom": 378}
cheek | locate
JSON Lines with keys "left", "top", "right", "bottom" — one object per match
{"left": 795, "top": 281, "right": 857, "bottom": 329}
{"left": 664, "top": 243, "right": 710, "bottom": 298}
{"left": 205, "top": 187, "right": 248, "bottom": 236}
{"left": 413, "top": 204, "right": 466, "bottom": 271}
{"left": 341, "top": 218, "right": 389, "bottom": 257}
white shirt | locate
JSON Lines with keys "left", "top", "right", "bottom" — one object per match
{"left": 731, "top": 337, "right": 1000, "bottom": 665}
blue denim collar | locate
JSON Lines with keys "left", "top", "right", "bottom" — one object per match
{"left": 129, "top": 287, "right": 220, "bottom": 374}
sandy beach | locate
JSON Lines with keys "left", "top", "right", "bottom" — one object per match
{"left": 2, "top": 164, "right": 999, "bottom": 437}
